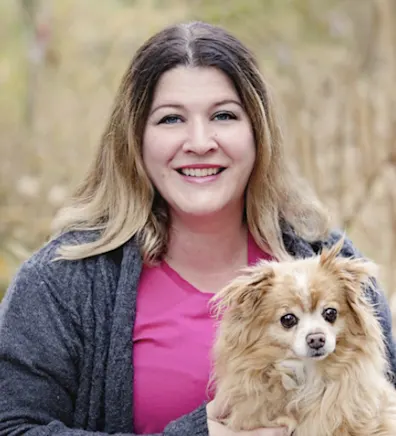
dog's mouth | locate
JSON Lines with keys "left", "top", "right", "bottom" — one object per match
{"left": 308, "top": 350, "right": 328, "bottom": 360}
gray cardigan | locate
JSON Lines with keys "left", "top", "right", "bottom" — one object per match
{"left": 0, "top": 226, "right": 395, "bottom": 436}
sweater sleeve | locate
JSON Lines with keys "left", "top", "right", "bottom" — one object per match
{"left": 0, "top": 261, "right": 208, "bottom": 436}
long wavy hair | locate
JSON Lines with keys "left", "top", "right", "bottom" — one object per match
{"left": 53, "top": 21, "right": 330, "bottom": 263}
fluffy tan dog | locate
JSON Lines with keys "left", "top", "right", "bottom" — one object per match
{"left": 210, "top": 238, "right": 396, "bottom": 436}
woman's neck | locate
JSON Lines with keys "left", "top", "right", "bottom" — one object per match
{"left": 164, "top": 210, "right": 249, "bottom": 292}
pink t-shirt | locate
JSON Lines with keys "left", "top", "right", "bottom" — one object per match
{"left": 132, "top": 234, "right": 273, "bottom": 434}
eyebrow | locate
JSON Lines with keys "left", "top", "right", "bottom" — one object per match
{"left": 149, "top": 99, "right": 243, "bottom": 116}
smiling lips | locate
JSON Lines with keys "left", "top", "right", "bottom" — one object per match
{"left": 176, "top": 165, "right": 226, "bottom": 179}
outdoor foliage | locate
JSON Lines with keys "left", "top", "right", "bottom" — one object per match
{"left": 1, "top": 1, "right": 395, "bottom": 323}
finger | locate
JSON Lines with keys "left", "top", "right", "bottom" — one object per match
{"left": 207, "top": 419, "right": 237, "bottom": 435}
{"left": 256, "top": 427, "right": 288, "bottom": 436}
{"left": 206, "top": 400, "right": 216, "bottom": 419}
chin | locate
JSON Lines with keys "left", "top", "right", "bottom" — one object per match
{"left": 173, "top": 206, "right": 223, "bottom": 219}
{"left": 171, "top": 197, "right": 238, "bottom": 219}
{"left": 209, "top": 237, "right": 396, "bottom": 436}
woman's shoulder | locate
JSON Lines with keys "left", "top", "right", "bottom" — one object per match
{"left": 294, "top": 227, "right": 361, "bottom": 259}
{"left": 282, "top": 222, "right": 369, "bottom": 264}
{"left": 26, "top": 229, "right": 101, "bottom": 278}
{"left": 3, "top": 230, "right": 126, "bottom": 316}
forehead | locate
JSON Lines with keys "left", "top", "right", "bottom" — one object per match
{"left": 270, "top": 262, "right": 342, "bottom": 312}
{"left": 152, "top": 66, "right": 240, "bottom": 105}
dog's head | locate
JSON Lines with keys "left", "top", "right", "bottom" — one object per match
{"left": 212, "top": 237, "right": 381, "bottom": 363}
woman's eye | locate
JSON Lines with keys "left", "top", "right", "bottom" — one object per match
{"left": 213, "top": 112, "right": 236, "bottom": 121}
{"left": 158, "top": 115, "right": 182, "bottom": 125}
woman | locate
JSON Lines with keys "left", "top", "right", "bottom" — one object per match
{"left": 0, "top": 21, "right": 395, "bottom": 436}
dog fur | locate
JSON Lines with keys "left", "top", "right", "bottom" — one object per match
{"left": 210, "top": 238, "right": 396, "bottom": 436}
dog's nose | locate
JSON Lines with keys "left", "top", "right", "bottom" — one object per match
{"left": 306, "top": 333, "right": 326, "bottom": 350}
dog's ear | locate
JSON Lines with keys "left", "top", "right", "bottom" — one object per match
{"left": 322, "top": 255, "right": 378, "bottom": 288}
{"left": 343, "top": 275, "right": 380, "bottom": 337}
{"left": 320, "top": 235, "right": 378, "bottom": 285}
{"left": 320, "top": 237, "right": 380, "bottom": 335}
{"left": 319, "top": 235, "right": 345, "bottom": 268}
{"left": 210, "top": 261, "right": 275, "bottom": 319}
{"left": 337, "top": 258, "right": 380, "bottom": 335}
{"left": 339, "top": 258, "right": 378, "bottom": 285}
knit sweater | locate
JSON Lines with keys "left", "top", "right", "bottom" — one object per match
{"left": 0, "top": 226, "right": 395, "bottom": 436}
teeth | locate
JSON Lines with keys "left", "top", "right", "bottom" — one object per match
{"left": 180, "top": 168, "right": 222, "bottom": 177}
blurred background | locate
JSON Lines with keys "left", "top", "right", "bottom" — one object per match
{"left": 1, "top": 0, "right": 395, "bottom": 318}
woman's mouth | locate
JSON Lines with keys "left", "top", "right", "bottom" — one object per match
{"left": 176, "top": 167, "right": 226, "bottom": 177}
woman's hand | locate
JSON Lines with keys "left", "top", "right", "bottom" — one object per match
{"left": 206, "top": 402, "right": 287, "bottom": 436}
{"left": 207, "top": 419, "right": 287, "bottom": 436}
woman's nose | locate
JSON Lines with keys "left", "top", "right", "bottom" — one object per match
{"left": 182, "top": 119, "right": 218, "bottom": 154}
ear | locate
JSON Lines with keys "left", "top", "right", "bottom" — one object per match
{"left": 337, "top": 257, "right": 380, "bottom": 335}
{"left": 343, "top": 273, "right": 380, "bottom": 336}
{"left": 319, "top": 237, "right": 380, "bottom": 335}
{"left": 324, "top": 255, "right": 379, "bottom": 288}
{"left": 319, "top": 234, "right": 346, "bottom": 268}
{"left": 320, "top": 234, "right": 379, "bottom": 284}
{"left": 210, "top": 261, "right": 275, "bottom": 319}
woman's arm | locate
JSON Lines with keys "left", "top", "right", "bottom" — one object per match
{"left": 0, "top": 261, "right": 208, "bottom": 436}
{"left": 0, "top": 259, "right": 289, "bottom": 436}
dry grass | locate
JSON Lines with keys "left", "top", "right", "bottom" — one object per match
{"left": 1, "top": 0, "right": 395, "bottom": 323}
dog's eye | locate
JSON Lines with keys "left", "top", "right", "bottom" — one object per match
{"left": 280, "top": 314, "right": 299, "bottom": 329}
{"left": 322, "top": 308, "right": 338, "bottom": 323}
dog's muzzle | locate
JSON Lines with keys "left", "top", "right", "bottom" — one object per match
{"left": 306, "top": 333, "right": 327, "bottom": 358}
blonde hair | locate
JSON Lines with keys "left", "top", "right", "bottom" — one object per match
{"left": 53, "top": 21, "right": 330, "bottom": 263}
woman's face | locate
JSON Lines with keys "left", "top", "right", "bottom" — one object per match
{"left": 142, "top": 66, "right": 256, "bottom": 220}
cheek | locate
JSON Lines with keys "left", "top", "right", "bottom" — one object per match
{"left": 332, "top": 318, "right": 346, "bottom": 338}
{"left": 142, "top": 137, "right": 169, "bottom": 182}
{"left": 242, "top": 134, "right": 256, "bottom": 172}
{"left": 266, "top": 324, "right": 296, "bottom": 348}
{"left": 221, "top": 125, "right": 256, "bottom": 163}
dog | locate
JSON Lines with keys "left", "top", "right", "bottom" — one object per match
{"left": 210, "top": 237, "right": 396, "bottom": 436}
